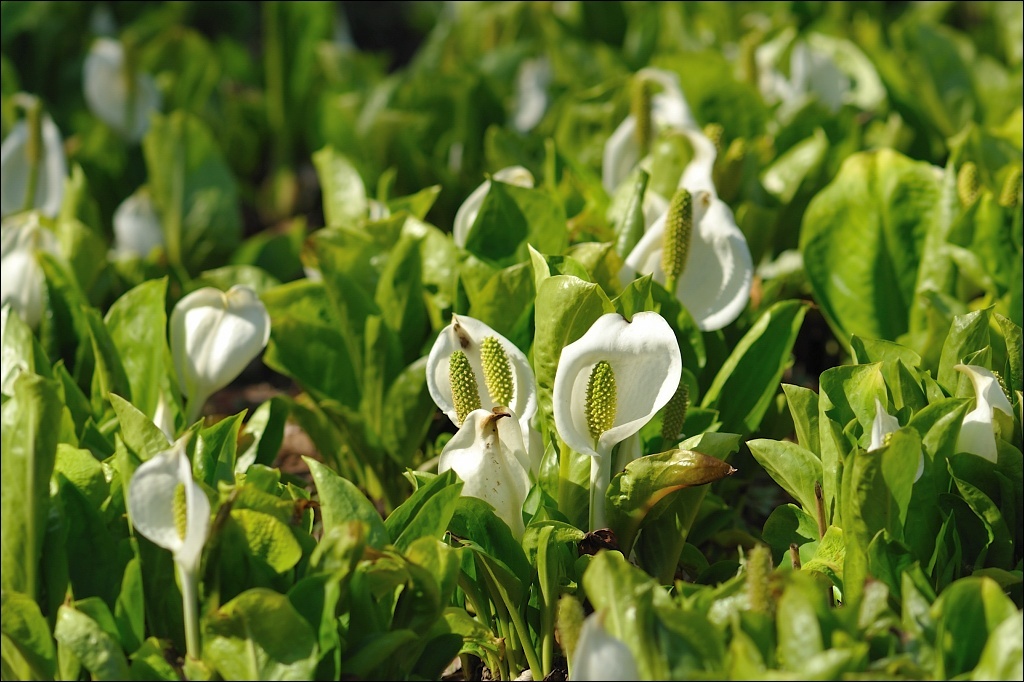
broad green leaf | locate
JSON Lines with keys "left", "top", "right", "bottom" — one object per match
{"left": 775, "top": 572, "right": 827, "bottom": 670}
{"left": 104, "top": 278, "right": 169, "bottom": 422}
{"left": 375, "top": 232, "right": 427, "bottom": 364}
{"left": 193, "top": 265, "right": 282, "bottom": 297}
{"left": 312, "top": 146, "right": 368, "bottom": 228}
{"left": 463, "top": 180, "right": 567, "bottom": 267}
{"left": 143, "top": 111, "right": 242, "bottom": 271}
{"left": 747, "top": 439, "right": 822, "bottom": 517}
{"left": 801, "top": 149, "right": 942, "bottom": 345}
{"left": 701, "top": 300, "right": 808, "bottom": 434}
{"left": 937, "top": 308, "right": 993, "bottom": 391}
{"left": 53, "top": 602, "right": 130, "bottom": 681}
{"left": 304, "top": 457, "right": 388, "bottom": 549}
{"left": 56, "top": 476, "right": 123, "bottom": 606}
{"left": 931, "top": 577, "right": 1018, "bottom": 679}
{"left": 532, "top": 275, "right": 614, "bottom": 431}
{"left": 128, "top": 638, "right": 180, "bottom": 681}
{"left": 465, "top": 261, "right": 536, "bottom": 352}
{"left": 84, "top": 307, "right": 132, "bottom": 416}
{"left": 801, "top": 525, "right": 846, "bottom": 591}
{"left": 229, "top": 509, "right": 303, "bottom": 574}
{"left": 262, "top": 280, "right": 358, "bottom": 409}
{"left": 109, "top": 393, "right": 171, "bottom": 461}
{"left": 971, "top": 611, "right": 1024, "bottom": 681}
{"left": 114, "top": 556, "right": 145, "bottom": 655}
{"left": 606, "top": 449, "right": 736, "bottom": 556}
{"left": 782, "top": 384, "right": 819, "bottom": 454}
{"left": 194, "top": 412, "right": 243, "bottom": 488}
{"left": 1, "top": 589, "right": 56, "bottom": 681}
{"left": 761, "top": 504, "right": 819, "bottom": 562}
{"left": 379, "top": 358, "right": 435, "bottom": 468}
{"left": 450, "top": 497, "right": 531, "bottom": 586}
{"left": 203, "top": 588, "right": 318, "bottom": 681}
{"left": 1, "top": 304, "right": 50, "bottom": 397}
{"left": 1, "top": 372, "right": 62, "bottom": 599}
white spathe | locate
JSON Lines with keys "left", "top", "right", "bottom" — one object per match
{"left": 127, "top": 436, "right": 208, "bottom": 658}
{"left": 868, "top": 397, "right": 923, "bottom": 481}
{"left": 439, "top": 407, "right": 532, "bottom": 539}
{"left": 0, "top": 115, "right": 67, "bottom": 219}
{"left": 553, "top": 312, "right": 681, "bottom": 459}
{"left": 170, "top": 285, "right": 271, "bottom": 423}
{"left": 571, "top": 611, "right": 641, "bottom": 682}
{"left": 955, "top": 363, "right": 1014, "bottom": 463}
{"left": 513, "top": 57, "right": 552, "bottom": 133}
{"left": 452, "top": 166, "right": 535, "bottom": 248}
{"left": 601, "top": 67, "right": 699, "bottom": 195}
{"left": 426, "top": 313, "right": 537, "bottom": 434}
{"left": 0, "top": 213, "right": 60, "bottom": 329}
{"left": 83, "top": 38, "right": 161, "bottom": 142}
{"left": 112, "top": 187, "right": 164, "bottom": 258}
{"left": 553, "top": 311, "right": 681, "bottom": 530}
{"left": 622, "top": 190, "right": 753, "bottom": 331}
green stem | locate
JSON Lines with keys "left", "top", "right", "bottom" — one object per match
{"left": 482, "top": 566, "right": 542, "bottom": 680}
{"left": 457, "top": 573, "right": 492, "bottom": 631}
{"left": 589, "top": 447, "right": 612, "bottom": 531}
{"left": 176, "top": 561, "right": 201, "bottom": 659}
{"left": 557, "top": 438, "right": 572, "bottom": 513}
{"left": 21, "top": 99, "right": 43, "bottom": 213}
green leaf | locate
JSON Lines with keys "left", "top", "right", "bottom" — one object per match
{"left": 229, "top": 509, "right": 303, "bottom": 574}
{"left": 204, "top": 588, "right": 318, "bottom": 681}
{"left": 463, "top": 181, "right": 567, "bottom": 268}
{"left": 1, "top": 372, "right": 62, "bottom": 599}
{"left": 143, "top": 111, "right": 242, "bottom": 271}
{"left": 262, "top": 280, "right": 358, "bottom": 409}
{"left": 937, "top": 308, "right": 993, "bottom": 392}
{"left": 782, "top": 384, "right": 819, "bottom": 454}
{"left": 194, "top": 411, "right": 244, "bottom": 489}
{"left": 109, "top": 393, "right": 171, "bottom": 461}
{"left": 701, "top": 300, "right": 808, "bottom": 434}
{"left": 379, "top": 358, "right": 435, "bottom": 469}
{"left": 304, "top": 457, "right": 388, "bottom": 549}
{"left": 84, "top": 307, "right": 132, "bottom": 416}
{"left": 1, "top": 589, "right": 56, "bottom": 681}
{"left": 312, "top": 146, "right": 368, "bottom": 228}
{"left": 606, "top": 449, "right": 736, "bottom": 557}
{"left": 236, "top": 397, "right": 290, "bottom": 474}
{"left": 800, "top": 149, "right": 942, "bottom": 345}
{"left": 762, "top": 504, "right": 819, "bottom": 561}
{"left": 450, "top": 497, "right": 531, "bottom": 586}
{"left": 128, "top": 638, "right": 181, "bottom": 681}
{"left": 931, "top": 577, "right": 1018, "bottom": 679}
{"left": 747, "top": 439, "right": 822, "bottom": 517}
{"left": 54, "top": 602, "right": 131, "bottom": 681}
{"left": 971, "top": 611, "right": 1024, "bottom": 681}
{"left": 104, "top": 278, "right": 170, "bottom": 422}
{"left": 532, "top": 275, "right": 614, "bottom": 431}
{"left": 375, "top": 232, "right": 427, "bottom": 364}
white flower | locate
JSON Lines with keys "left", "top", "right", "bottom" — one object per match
{"left": 571, "top": 611, "right": 641, "bottom": 682}
{"left": 0, "top": 213, "right": 60, "bottom": 329}
{"left": 602, "top": 67, "right": 699, "bottom": 195}
{"left": 170, "top": 285, "right": 271, "bottom": 424}
{"left": 605, "top": 68, "right": 753, "bottom": 332}
{"left": 553, "top": 312, "right": 681, "bottom": 529}
{"left": 452, "top": 166, "right": 535, "bottom": 248}
{"left": 439, "top": 407, "right": 532, "bottom": 539}
{"left": 127, "top": 436, "right": 209, "bottom": 658}
{"left": 112, "top": 187, "right": 164, "bottom": 258}
{"left": 755, "top": 29, "right": 885, "bottom": 125}
{"left": 83, "top": 38, "right": 161, "bottom": 142}
{"left": 513, "top": 57, "right": 551, "bottom": 133}
{"left": 0, "top": 112, "right": 67, "bottom": 219}
{"left": 868, "top": 397, "right": 923, "bottom": 481}
{"left": 955, "top": 364, "right": 1014, "bottom": 463}
{"left": 622, "top": 189, "right": 753, "bottom": 331}
{"left": 426, "top": 314, "right": 537, "bottom": 439}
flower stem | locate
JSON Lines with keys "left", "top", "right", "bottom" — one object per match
{"left": 589, "top": 448, "right": 612, "bottom": 531}
{"left": 176, "top": 561, "right": 201, "bottom": 660}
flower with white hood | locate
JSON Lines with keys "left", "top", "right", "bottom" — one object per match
{"left": 127, "top": 436, "right": 209, "bottom": 659}
{"left": 0, "top": 98, "right": 67, "bottom": 219}
{"left": 0, "top": 212, "right": 60, "bottom": 329}
{"left": 439, "top": 407, "right": 532, "bottom": 538}
{"left": 955, "top": 364, "right": 1015, "bottom": 463}
{"left": 112, "top": 187, "right": 164, "bottom": 258}
{"left": 553, "top": 311, "right": 681, "bottom": 530}
{"left": 868, "top": 397, "right": 923, "bottom": 481}
{"left": 426, "top": 314, "right": 537, "bottom": 443}
{"left": 571, "top": 611, "right": 641, "bottom": 682}
{"left": 170, "top": 285, "right": 271, "bottom": 425}
{"left": 83, "top": 38, "right": 162, "bottom": 142}
{"left": 606, "top": 68, "right": 753, "bottom": 332}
